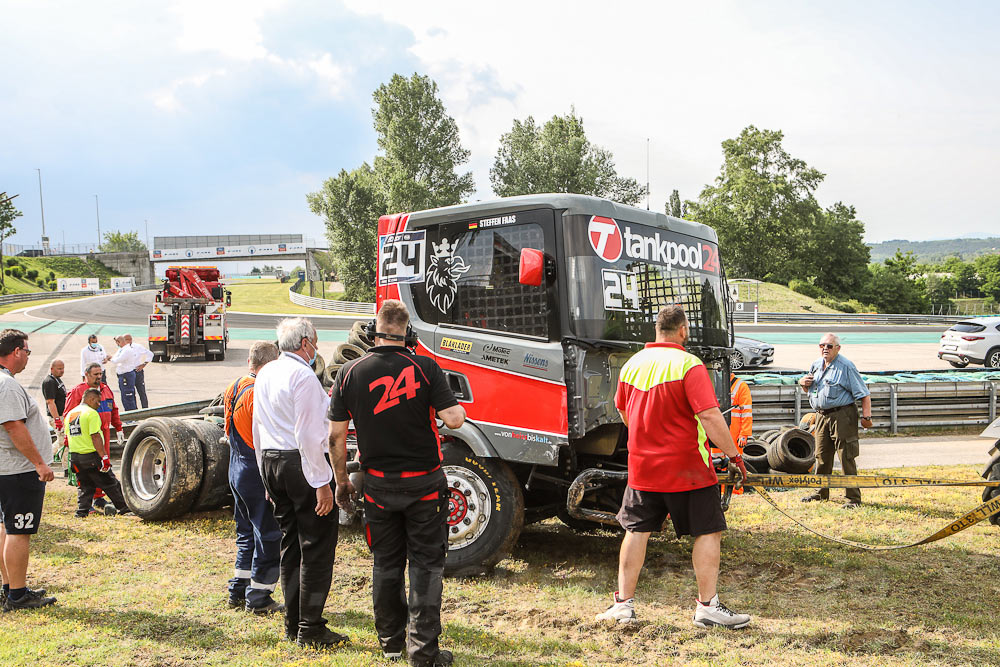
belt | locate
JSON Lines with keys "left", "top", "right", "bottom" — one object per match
{"left": 261, "top": 449, "right": 300, "bottom": 459}
{"left": 816, "top": 404, "right": 853, "bottom": 416}
{"left": 365, "top": 464, "right": 441, "bottom": 479}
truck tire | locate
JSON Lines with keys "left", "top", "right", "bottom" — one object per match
{"left": 313, "top": 352, "right": 326, "bottom": 380}
{"left": 982, "top": 449, "right": 1000, "bottom": 527}
{"left": 186, "top": 419, "right": 233, "bottom": 512}
{"left": 441, "top": 440, "right": 524, "bottom": 577}
{"left": 333, "top": 343, "right": 365, "bottom": 365}
{"left": 322, "top": 362, "right": 343, "bottom": 388}
{"left": 766, "top": 428, "right": 816, "bottom": 474}
{"left": 121, "top": 417, "right": 204, "bottom": 520}
{"left": 742, "top": 440, "right": 770, "bottom": 474}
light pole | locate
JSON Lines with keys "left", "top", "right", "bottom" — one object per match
{"left": 94, "top": 194, "right": 101, "bottom": 250}
{"left": 35, "top": 169, "right": 48, "bottom": 253}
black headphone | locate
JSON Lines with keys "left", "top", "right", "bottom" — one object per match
{"left": 364, "top": 319, "right": 419, "bottom": 348}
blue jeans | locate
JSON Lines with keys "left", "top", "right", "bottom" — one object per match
{"left": 118, "top": 370, "right": 137, "bottom": 412}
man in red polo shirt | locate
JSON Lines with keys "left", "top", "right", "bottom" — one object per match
{"left": 596, "top": 305, "right": 750, "bottom": 629}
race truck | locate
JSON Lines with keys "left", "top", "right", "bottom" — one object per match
{"left": 148, "top": 266, "right": 231, "bottom": 362}
{"left": 374, "top": 194, "right": 735, "bottom": 575}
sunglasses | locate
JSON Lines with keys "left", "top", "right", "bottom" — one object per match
{"left": 819, "top": 343, "right": 837, "bottom": 350}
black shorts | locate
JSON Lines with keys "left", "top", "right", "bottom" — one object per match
{"left": 0, "top": 471, "right": 47, "bottom": 535}
{"left": 616, "top": 484, "right": 726, "bottom": 538}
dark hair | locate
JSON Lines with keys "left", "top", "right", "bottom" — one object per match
{"left": 655, "top": 305, "right": 687, "bottom": 335}
{"left": 88, "top": 334, "right": 98, "bottom": 342}
{"left": 377, "top": 299, "right": 409, "bottom": 333}
{"left": 83, "top": 388, "right": 102, "bottom": 402}
{"left": 0, "top": 329, "right": 28, "bottom": 357}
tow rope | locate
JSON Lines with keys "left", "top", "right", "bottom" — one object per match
{"left": 738, "top": 473, "right": 1000, "bottom": 550}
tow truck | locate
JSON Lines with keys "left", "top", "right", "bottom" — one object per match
{"left": 148, "top": 266, "right": 231, "bottom": 361}
{"left": 374, "top": 194, "right": 736, "bottom": 575}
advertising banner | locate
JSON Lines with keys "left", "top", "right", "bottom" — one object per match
{"left": 57, "top": 277, "right": 100, "bottom": 292}
{"left": 150, "top": 242, "right": 306, "bottom": 261}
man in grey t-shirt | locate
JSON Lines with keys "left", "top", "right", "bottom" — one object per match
{"left": 0, "top": 329, "right": 57, "bottom": 611}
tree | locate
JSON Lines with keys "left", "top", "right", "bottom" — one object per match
{"left": 307, "top": 163, "right": 386, "bottom": 301}
{"left": 861, "top": 251, "right": 929, "bottom": 313}
{"left": 372, "top": 73, "right": 475, "bottom": 213}
{"left": 0, "top": 192, "right": 23, "bottom": 290}
{"left": 941, "top": 256, "right": 981, "bottom": 296}
{"left": 685, "top": 126, "right": 825, "bottom": 281}
{"left": 100, "top": 230, "right": 146, "bottom": 252}
{"left": 803, "top": 203, "right": 871, "bottom": 297}
{"left": 490, "top": 109, "right": 646, "bottom": 205}
{"left": 667, "top": 189, "right": 683, "bottom": 218}
{"left": 974, "top": 253, "right": 1000, "bottom": 302}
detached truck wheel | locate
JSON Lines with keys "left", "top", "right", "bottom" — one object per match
{"left": 121, "top": 417, "right": 204, "bottom": 520}
{"left": 185, "top": 419, "right": 233, "bottom": 512}
{"left": 982, "top": 450, "right": 1000, "bottom": 527}
{"left": 441, "top": 440, "right": 524, "bottom": 577}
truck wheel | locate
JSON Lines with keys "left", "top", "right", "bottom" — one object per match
{"left": 121, "top": 417, "right": 204, "bottom": 520}
{"left": 186, "top": 419, "right": 232, "bottom": 512}
{"left": 982, "top": 450, "right": 1000, "bottom": 527}
{"left": 441, "top": 441, "right": 524, "bottom": 577}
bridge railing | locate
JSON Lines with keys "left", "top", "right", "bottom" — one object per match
{"left": 288, "top": 287, "right": 374, "bottom": 316}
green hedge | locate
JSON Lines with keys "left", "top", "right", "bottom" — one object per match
{"left": 788, "top": 278, "right": 825, "bottom": 299}
{"left": 9, "top": 266, "right": 23, "bottom": 279}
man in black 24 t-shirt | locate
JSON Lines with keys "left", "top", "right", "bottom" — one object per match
{"left": 329, "top": 300, "right": 465, "bottom": 667}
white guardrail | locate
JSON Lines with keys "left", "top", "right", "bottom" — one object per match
{"left": 288, "top": 287, "right": 374, "bottom": 315}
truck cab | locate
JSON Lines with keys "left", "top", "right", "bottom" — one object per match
{"left": 376, "top": 194, "right": 733, "bottom": 574}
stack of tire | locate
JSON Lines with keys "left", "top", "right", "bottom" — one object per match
{"left": 318, "top": 321, "right": 374, "bottom": 388}
{"left": 120, "top": 416, "right": 231, "bottom": 520}
{"left": 741, "top": 426, "right": 817, "bottom": 475}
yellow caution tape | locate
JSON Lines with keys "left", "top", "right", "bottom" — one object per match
{"left": 746, "top": 473, "right": 1000, "bottom": 489}
{"left": 740, "top": 473, "right": 1000, "bottom": 550}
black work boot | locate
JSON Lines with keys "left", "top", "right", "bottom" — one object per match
{"left": 2, "top": 589, "right": 56, "bottom": 612}
{"left": 296, "top": 627, "right": 350, "bottom": 649}
{"left": 247, "top": 599, "right": 285, "bottom": 616}
{"left": 411, "top": 649, "right": 453, "bottom": 667}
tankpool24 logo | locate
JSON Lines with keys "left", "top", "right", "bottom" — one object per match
{"left": 587, "top": 216, "right": 719, "bottom": 275}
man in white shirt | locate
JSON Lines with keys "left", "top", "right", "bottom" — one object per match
{"left": 111, "top": 335, "right": 154, "bottom": 412}
{"left": 253, "top": 317, "right": 347, "bottom": 650}
{"left": 79, "top": 334, "right": 110, "bottom": 383}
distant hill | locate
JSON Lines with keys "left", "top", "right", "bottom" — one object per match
{"left": 868, "top": 238, "right": 1000, "bottom": 263}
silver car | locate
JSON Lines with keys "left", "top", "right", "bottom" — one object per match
{"left": 731, "top": 336, "right": 774, "bottom": 370}
{"left": 937, "top": 317, "right": 1000, "bottom": 369}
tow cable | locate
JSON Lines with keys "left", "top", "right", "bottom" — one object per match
{"left": 732, "top": 471, "right": 1000, "bottom": 550}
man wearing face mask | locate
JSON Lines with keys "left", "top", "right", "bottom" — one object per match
{"left": 79, "top": 334, "right": 110, "bottom": 383}
{"left": 252, "top": 317, "right": 347, "bottom": 649}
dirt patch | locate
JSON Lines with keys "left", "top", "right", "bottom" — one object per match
{"left": 811, "top": 627, "right": 911, "bottom": 654}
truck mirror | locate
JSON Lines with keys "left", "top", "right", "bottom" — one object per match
{"left": 519, "top": 248, "right": 544, "bottom": 286}
{"left": 225, "top": 292, "right": 232, "bottom": 307}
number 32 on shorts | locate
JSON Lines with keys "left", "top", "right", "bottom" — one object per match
{"left": 13, "top": 513, "right": 35, "bottom": 530}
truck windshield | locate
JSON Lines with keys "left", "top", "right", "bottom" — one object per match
{"left": 563, "top": 214, "right": 729, "bottom": 347}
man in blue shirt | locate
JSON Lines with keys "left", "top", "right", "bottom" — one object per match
{"left": 798, "top": 334, "right": 872, "bottom": 508}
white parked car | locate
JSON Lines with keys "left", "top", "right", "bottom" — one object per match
{"left": 937, "top": 317, "right": 1000, "bottom": 369}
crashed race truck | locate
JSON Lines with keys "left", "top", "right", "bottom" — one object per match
{"left": 373, "top": 194, "right": 736, "bottom": 575}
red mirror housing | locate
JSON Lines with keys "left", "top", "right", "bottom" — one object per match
{"left": 519, "top": 248, "right": 544, "bottom": 286}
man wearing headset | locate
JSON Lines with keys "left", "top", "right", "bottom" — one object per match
{"left": 329, "top": 300, "right": 465, "bottom": 667}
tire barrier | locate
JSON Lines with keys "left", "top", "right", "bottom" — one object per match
{"left": 333, "top": 343, "right": 365, "bottom": 365}
{"left": 741, "top": 440, "right": 770, "bottom": 474}
{"left": 737, "top": 472, "right": 1000, "bottom": 550}
{"left": 765, "top": 428, "right": 816, "bottom": 474}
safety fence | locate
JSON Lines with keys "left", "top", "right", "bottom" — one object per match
{"left": 0, "top": 283, "right": 159, "bottom": 308}
{"left": 732, "top": 311, "right": 988, "bottom": 325}
{"left": 750, "top": 380, "right": 1000, "bottom": 434}
{"left": 287, "top": 287, "right": 374, "bottom": 315}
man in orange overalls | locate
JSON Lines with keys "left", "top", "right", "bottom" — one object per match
{"left": 729, "top": 373, "right": 752, "bottom": 452}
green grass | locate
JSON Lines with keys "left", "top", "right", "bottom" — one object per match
{"left": 737, "top": 282, "right": 839, "bottom": 314}
{"left": 3, "top": 464, "right": 998, "bottom": 665}
{"left": 225, "top": 279, "right": 348, "bottom": 315}
{"left": 1, "top": 256, "right": 122, "bottom": 295}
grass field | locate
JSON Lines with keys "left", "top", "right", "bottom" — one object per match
{"left": 225, "top": 279, "right": 347, "bottom": 315}
{"left": 1, "top": 256, "right": 122, "bottom": 295}
{"left": 3, "top": 465, "right": 998, "bottom": 666}
{"left": 743, "top": 283, "right": 839, "bottom": 314}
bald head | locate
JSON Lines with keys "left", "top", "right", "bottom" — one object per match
{"left": 49, "top": 360, "right": 65, "bottom": 378}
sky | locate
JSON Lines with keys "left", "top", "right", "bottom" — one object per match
{"left": 2, "top": 0, "right": 998, "bottom": 255}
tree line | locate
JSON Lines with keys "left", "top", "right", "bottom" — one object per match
{"left": 305, "top": 72, "right": 997, "bottom": 312}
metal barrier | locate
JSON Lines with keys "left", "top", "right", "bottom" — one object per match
{"left": 751, "top": 381, "right": 1000, "bottom": 434}
{"left": 732, "top": 311, "right": 986, "bottom": 325}
{"left": 288, "top": 287, "right": 374, "bottom": 315}
{"left": 0, "top": 290, "right": 96, "bottom": 306}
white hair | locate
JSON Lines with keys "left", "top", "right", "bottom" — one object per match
{"left": 276, "top": 317, "right": 317, "bottom": 352}
{"left": 821, "top": 333, "right": 841, "bottom": 345}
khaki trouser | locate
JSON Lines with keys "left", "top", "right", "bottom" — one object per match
{"left": 813, "top": 404, "right": 861, "bottom": 502}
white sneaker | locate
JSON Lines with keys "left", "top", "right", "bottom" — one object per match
{"left": 693, "top": 595, "right": 750, "bottom": 629}
{"left": 595, "top": 592, "right": 636, "bottom": 624}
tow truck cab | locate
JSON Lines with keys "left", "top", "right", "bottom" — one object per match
{"left": 376, "top": 194, "right": 734, "bottom": 574}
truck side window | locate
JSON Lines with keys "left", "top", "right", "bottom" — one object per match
{"left": 413, "top": 223, "right": 549, "bottom": 338}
